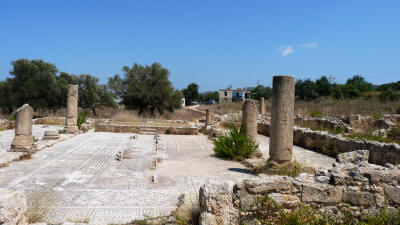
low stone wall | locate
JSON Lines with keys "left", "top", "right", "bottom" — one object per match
{"left": 0, "top": 119, "right": 14, "bottom": 130}
{"left": 95, "top": 123, "right": 199, "bottom": 135}
{"left": 199, "top": 150, "right": 400, "bottom": 225}
{"left": 257, "top": 122, "right": 400, "bottom": 165}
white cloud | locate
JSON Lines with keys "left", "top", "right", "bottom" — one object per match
{"left": 299, "top": 41, "right": 318, "bottom": 48}
{"left": 280, "top": 46, "right": 295, "bottom": 57}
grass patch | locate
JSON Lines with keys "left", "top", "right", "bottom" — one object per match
{"left": 77, "top": 110, "right": 88, "bottom": 128}
{"left": 67, "top": 211, "right": 92, "bottom": 224}
{"left": 251, "top": 160, "right": 315, "bottom": 177}
{"left": 26, "top": 189, "right": 56, "bottom": 223}
{"left": 122, "top": 194, "right": 199, "bottom": 225}
{"left": 345, "top": 129, "right": 400, "bottom": 145}
{"left": 213, "top": 127, "right": 258, "bottom": 161}
{"left": 309, "top": 110, "right": 323, "bottom": 117}
{"left": 241, "top": 193, "right": 400, "bottom": 225}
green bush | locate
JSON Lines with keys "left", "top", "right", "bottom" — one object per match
{"left": 213, "top": 127, "right": 258, "bottom": 161}
{"left": 309, "top": 110, "right": 323, "bottom": 118}
{"left": 389, "top": 125, "right": 400, "bottom": 141}
{"left": 77, "top": 110, "right": 88, "bottom": 128}
{"left": 332, "top": 125, "right": 343, "bottom": 134}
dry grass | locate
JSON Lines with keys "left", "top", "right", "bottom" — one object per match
{"left": 26, "top": 189, "right": 57, "bottom": 223}
{"left": 199, "top": 102, "right": 244, "bottom": 115}
{"left": 34, "top": 117, "right": 65, "bottom": 125}
{"left": 161, "top": 108, "right": 203, "bottom": 122}
{"left": 67, "top": 211, "right": 92, "bottom": 224}
{"left": 251, "top": 160, "right": 315, "bottom": 177}
{"left": 111, "top": 109, "right": 140, "bottom": 123}
{"left": 294, "top": 98, "right": 400, "bottom": 117}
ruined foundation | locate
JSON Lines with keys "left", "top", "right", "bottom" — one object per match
{"left": 269, "top": 75, "right": 295, "bottom": 163}
{"left": 65, "top": 84, "right": 79, "bottom": 134}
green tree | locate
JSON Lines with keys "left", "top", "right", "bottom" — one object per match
{"left": 181, "top": 83, "right": 199, "bottom": 103}
{"left": 56, "top": 72, "right": 79, "bottom": 108}
{"left": 121, "top": 62, "right": 182, "bottom": 115}
{"left": 253, "top": 85, "right": 272, "bottom": 100}
{"left": 0, "top": 80, "right": 14, "bottom": 113}
{"left": 295, "top": 79, "right": 318, "bottom": 100}
{"left": 346, "top": 75, "right": 373, "bottom": 92}
{"left": 315, "top": 75, "right": 333, "bottom": 97}
{"left": 202, "top": 91, "right": 219, "bottom": 102}
{"left": 9, "top": 59, "right": 61, "bottom": 111}
{"left": 78, "top": 74, "right": 117, "bottom": 115}
{"left": 107, "top": 74, "right": 124, "bottom": 98}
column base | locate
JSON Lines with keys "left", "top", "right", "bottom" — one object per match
{"left": 9, "top": 135, "right": 36, "bottom": 153}
{"left": 65, "top": 126, "right": 80, "bottom": 134}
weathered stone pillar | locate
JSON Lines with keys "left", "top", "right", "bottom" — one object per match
{"left": 65, "top": 84, "right": 79, "bottom": 133}
{"left": 206, "top": 109, "right": 214, "bottom": 126}
{"left": 260, "top": 97, "right": 265, "bottom": 114}
{"left": 242, "top": 100, "right": 260, "bottom": 156}
{"left": 9, "top": 104, "right": 35, "bottom": 152}
{"left": 269, "top": 75, "right": 295, "bottom": 163}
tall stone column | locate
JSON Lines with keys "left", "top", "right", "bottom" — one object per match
{"left": 206, "top": 109, "right": 214, "bottom": 126}
{"left": 269, "top": 75, "right": 295, "bottom": 163}
{"left": 65, "top": 84, "right": 79, "bottom": 134}
{"left": 9, "top": 104, "right": 35, "bottom": 152}
{"left": 260, "top": 97, "right": 265, "bottom": 114}
{"left": 242, "top": 100, "right": 260, "bottom": 157}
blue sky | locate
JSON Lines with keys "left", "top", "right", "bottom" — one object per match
{"left": 1, "top": 1, "right": 399, "bottom": 92}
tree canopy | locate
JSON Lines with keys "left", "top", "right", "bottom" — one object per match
{"left": 0, "top": 59, "right": 117, "bottom": 114}
{"left": 113, "top": 62, "right": 182, "bottom": 115}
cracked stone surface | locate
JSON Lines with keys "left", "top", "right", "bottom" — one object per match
{"left": 0, "top": 129, "right": 334, "bottom": 225}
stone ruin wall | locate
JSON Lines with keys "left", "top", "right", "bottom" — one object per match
{"left": 257, "top": 121, "right": 400, "bottom": 166}
{"left": 199, "top": 150, "right": 400, "bottom": 225}
{"left": 95, "top": 123, "right": 199, "bottom": 135}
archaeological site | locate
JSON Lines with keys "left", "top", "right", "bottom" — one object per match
{"left": 1, "top": 2, "right": 400, "bottom": 224}
{"left": 1, "top": 73, "right": 400, "bottom": 225}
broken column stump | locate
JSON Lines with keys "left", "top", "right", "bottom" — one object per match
{"left": 9, "top": 104, "right": 35, "bottom": 152}
{"left": 242, "top": 99, "right": 260, "bottom": 157}
{"left": 206, "top": 109, "right": 214, "bottom": 126}
{"left": 269, "top": 75, "right": 295, "bottom": 163}
{"left": 260, "top": 97, "right": 266, "bottom": 114}
{"left": 65, "top": 84, "right": 80, "bottom": 134}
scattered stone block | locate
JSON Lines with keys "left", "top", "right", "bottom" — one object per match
{"left": 343, "top": 191, "right": 375, "bottom": 207}
{"left": 336, "top": 150, "right": 369, "bottom": 163}
{"left": 152, "top": 174, "right": 158, "bottom": 183}
{"left": 301, "top": 183, "right": 342, "bottom": 204}
{"left": 383, "top": 184, "right": 400, "bottom": 204}
{"left": 43, "top": 130, "right": 60, "bottom": 140}
{"left": 0, "top": 189, "right": 28, "bottom": 225}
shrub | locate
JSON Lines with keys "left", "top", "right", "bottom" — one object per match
{"left": 77, "top": 110, "right": 88, "bottom": 128}
{"left": 309, "top": 110, "right": 323, "bottom": 118}
{"left": 165, "top": 128, "right": 171, "bottom": 134}
{"left": 389, "top": 125, "right": 400, "bottom": 141}
{"left": 332, "top": 125, "right": 343, "bottom": 134}
{"left": 213, "top": 127, "right": 258, "bottom": 161}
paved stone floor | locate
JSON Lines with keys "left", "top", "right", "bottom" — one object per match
{"left": 0, "top": 129, "right": 334, "bottom": 225}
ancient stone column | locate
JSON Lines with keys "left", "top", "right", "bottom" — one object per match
{"left": 242, "top": 100, "right": 260, "bottom": 156}
{"left": 269, "top": 75, "right": 295, "bottom": 163}
{"left": 260, "top": 97, "right": 266, "bottom": 114}
{"left": 65, "top": 84, "right": 79, "bottom": 133}
{"left": 9, "top": 104, "right": 35, "bottom": 152}
{"left": 206, "top": 109, "right": 214, "bottom": 126}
